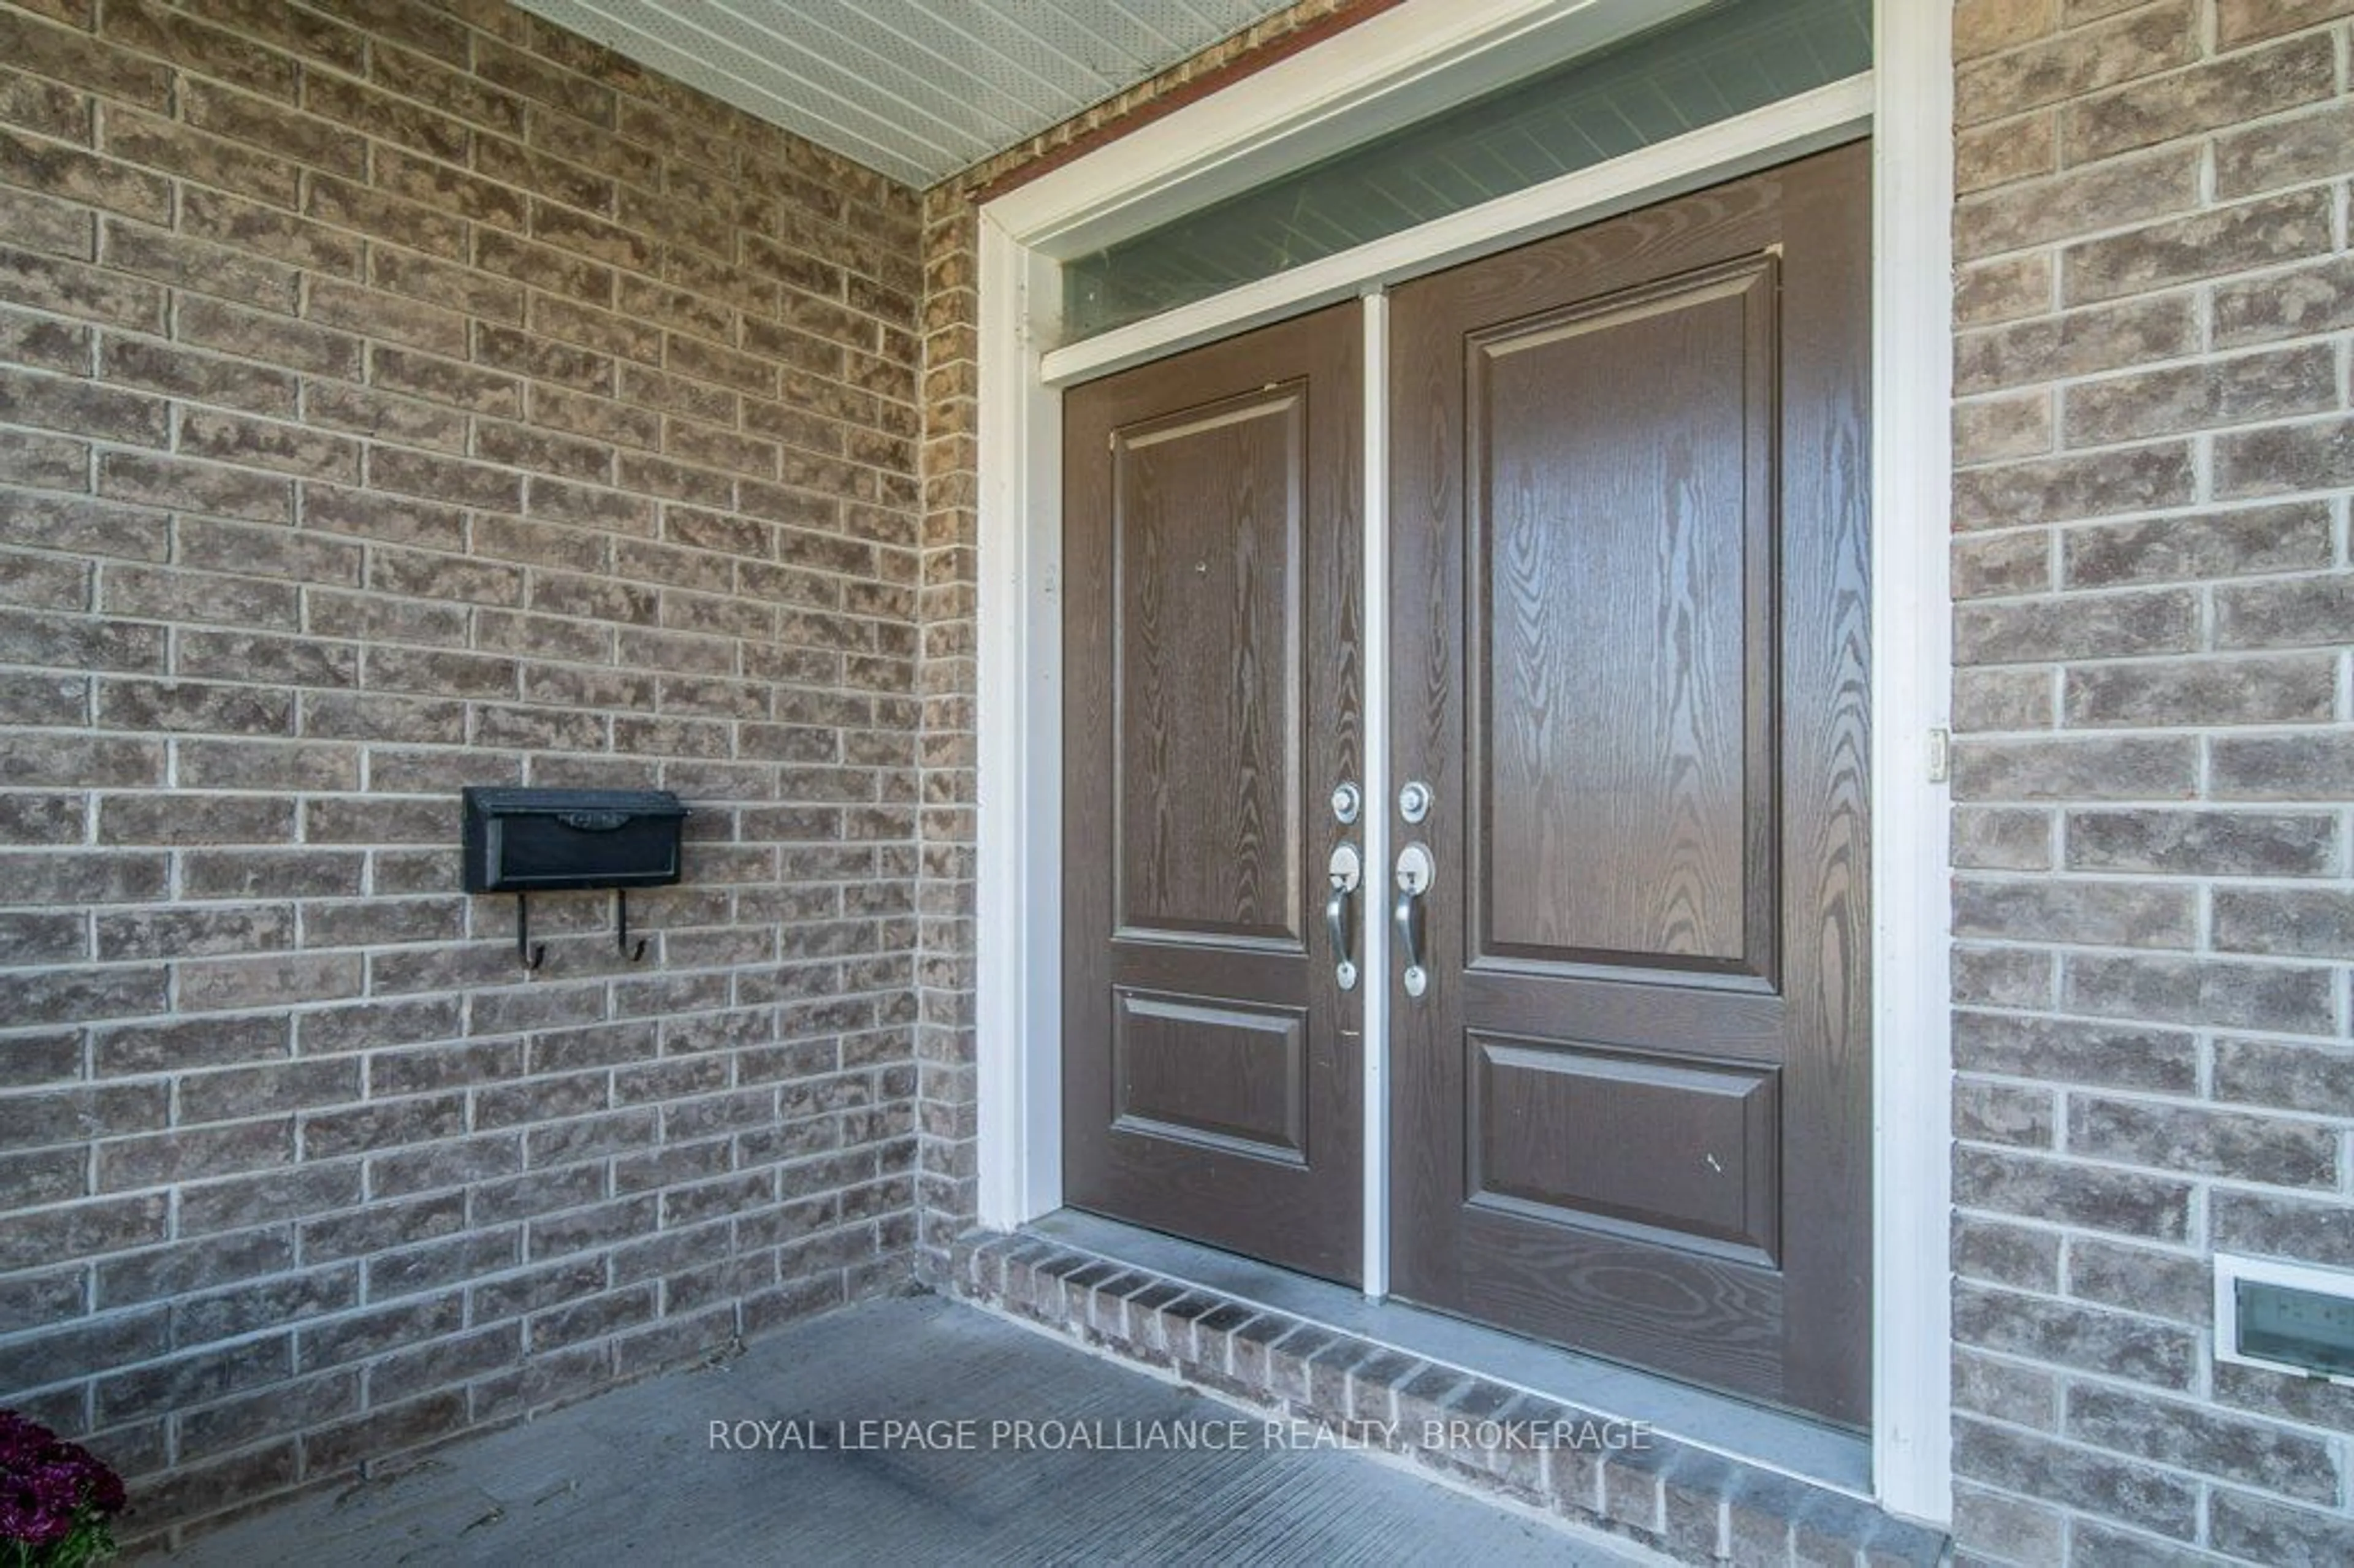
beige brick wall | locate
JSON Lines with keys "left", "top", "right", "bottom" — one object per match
{"left": 8, "top": 0, "right": 2352, "bottom": 1556}
{"left": 0, "top": 0, "right": 923, "bottom": 1542}
{"left": 1949, "top": 1, "right": 2354, "bottom": 1561}
{"left": 913, "top": 184, "right": 978, "bottom": 1259}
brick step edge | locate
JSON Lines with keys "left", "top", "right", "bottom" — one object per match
{"left": 949, "top": 1230, "right": 1951, "bottom": 1568}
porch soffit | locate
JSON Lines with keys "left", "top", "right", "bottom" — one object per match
{"left": 508, "top": 0, "right": 1317, "bottom": 188}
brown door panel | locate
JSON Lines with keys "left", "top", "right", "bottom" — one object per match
{"left": 1454, "top": 1216, "right": 1789, "bottom": 1399}
{"left": 1465, "top": 254, "right": 1781, "bottom": 986}
{"left": 1110, "top": 382, "right": 1309, "bottom": 949}
{"left": 1390, "top": 143, "right": 1872, "bottom": 1427}
{"left": 1459, "top": 970, "right": 1787, "bottom": 1061}
{"left": 1113, "top": 989, "right": 1311, "bottom": 1163}
{"left": 1106, "top": 942, "right": 1312, "bottom": 1002}
{"left": 1064, "top": 303, "right": 1365, "bottom": 1285}
{"left": 1466, "top": 1031, "right": 1782, "bottom": 1263}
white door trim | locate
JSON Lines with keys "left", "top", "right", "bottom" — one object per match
{"left": 1357, "top": 286, "right": 1393, "bottom": 1301}
{"left": 1862, "top": 0, "right": 1956, "bottom": 1524}
{"left": 972, "top": 0, "right": 1952, "bottom": 1525}
{"left": 973, "top": 218, "right": 1063, "bottom": 1227}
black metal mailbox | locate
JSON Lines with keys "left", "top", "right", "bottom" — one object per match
{"left": 462, "top": 788, "right": 688, "bottom": 969}
{"left": 463, "top": 787, "right": 687, "bottom": 892}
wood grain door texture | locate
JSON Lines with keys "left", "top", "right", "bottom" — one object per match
{"left": 1062, "top": 303, "right": 1366, "bottom": 1284}
{"left": 1058, "top": 145, "right": 1874, "bottom": 1427}
{"left": 1387, "top": 143, "right": 1874, "bottom": 1427}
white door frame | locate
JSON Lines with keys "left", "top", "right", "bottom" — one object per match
{"left": 970, "top": 0, "right": 1952, "bottom": 1525}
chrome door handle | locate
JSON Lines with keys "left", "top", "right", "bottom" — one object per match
{"left": 1326, "top": 885, "right": 1356, "bottom": 991}
{"left": 1327, "top": 843, "right": 1362, "bottom": 991}
{"left": 1393, "top": 843, "right": 1433, "bottom": 998}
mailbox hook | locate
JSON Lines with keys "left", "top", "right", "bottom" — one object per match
{"left": 617, "top": 889, "right": 648, "bottom": 963}
{"left": 516, "top": 894, "right": 546, "bottom": 971}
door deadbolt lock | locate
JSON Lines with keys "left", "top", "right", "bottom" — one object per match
{"left": 1327, "top": 843, "right": 1363, "bottom": 991}
{"left": 1398, "top": 780, "right": 1433, "bottom": 824}
{"left": 1394, "top": 842, "right": 1433, "bottom": 998}
{"left": 1330, "top": 781, "right": 1362, "bottom": 826}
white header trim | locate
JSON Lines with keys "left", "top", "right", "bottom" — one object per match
{"left": 991, "top": 0, "right": 1717, "bottom": 258}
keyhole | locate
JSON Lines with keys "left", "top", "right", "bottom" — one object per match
{"left": 1194, "top": 560, "right": 1208, "bottom": 575}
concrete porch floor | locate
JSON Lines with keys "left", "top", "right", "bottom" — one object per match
{"left": 145, "top": 1292, "right": 1659, "bottom": 1565}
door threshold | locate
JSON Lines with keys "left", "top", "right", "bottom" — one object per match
{"left": 951, "top": 1216, "right": 1946, "bottom": 1566}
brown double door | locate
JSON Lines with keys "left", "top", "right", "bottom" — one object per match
{"left": 1065, "top": 145, "right": 1871, "bottom": 1425}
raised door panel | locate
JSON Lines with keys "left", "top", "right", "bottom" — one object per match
{"left": 1113, "top": 388, "right": 1305, "bottom": 947}
{"left": 1469, "top": 258, "right": 1778, "bottom": 983}
{"left": 1468, "top": 1033, "right": 1780, "bottom": 1262}
{"left": 1113, "top": 989, "right": 1308, "bottom": 1163}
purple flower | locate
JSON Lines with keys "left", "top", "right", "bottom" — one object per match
{"left": 0, "top": 1408, "right": 129, "bottom": 1558}
{"left": 0, "top": 1413, "right": 46, "bottom": 1469}
{"left": 86, "top": 1464, "right": 128, "bottom": 1515}
{"left": 0, "top": 1477, "right": 71, "bottom": 1545}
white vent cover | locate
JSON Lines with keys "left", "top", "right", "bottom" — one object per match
{"left": 2215, "top": 1253, "right": 2354, "bottom": 1387}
